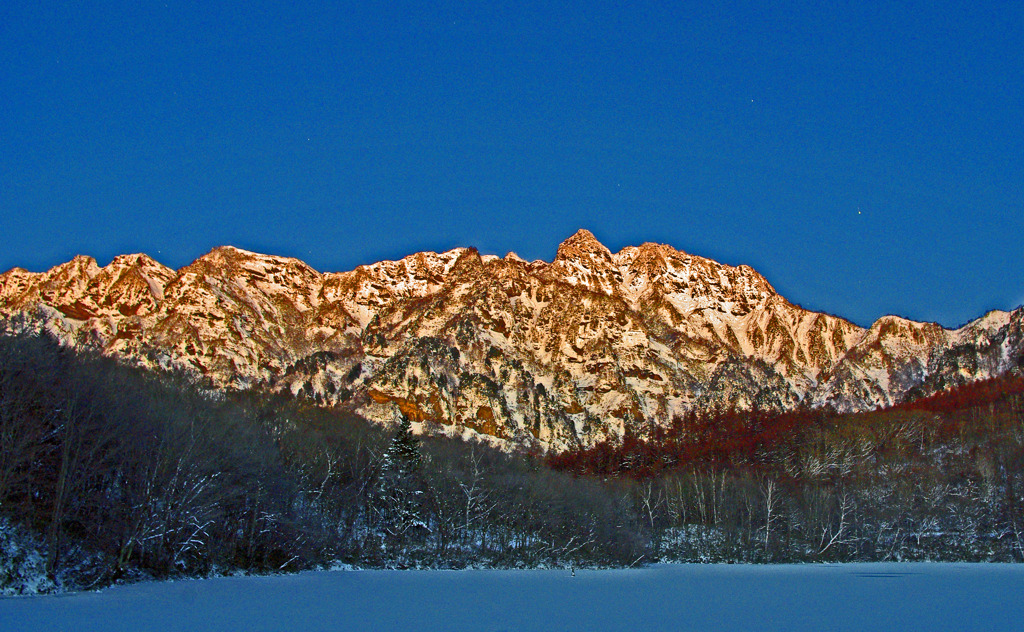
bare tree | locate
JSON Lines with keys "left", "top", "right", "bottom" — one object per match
{"left": 759, "top": 475, "right": 780, "bottom": 555}
{"left": 818, "top": 489, "right": 854, "bottom": 556}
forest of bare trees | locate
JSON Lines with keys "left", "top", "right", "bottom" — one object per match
{"left": 0, "top": 329, "right": 641, "bottom": 592}
{"left": 549, "top": 377, "right": 1024, "bottom": 563}
{"left": 1, "top": 327, "right": 1023, "bottom": 593}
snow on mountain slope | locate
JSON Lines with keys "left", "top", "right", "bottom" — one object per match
{"left": 2, "top": 231, "right": 1021, "bottom": 449}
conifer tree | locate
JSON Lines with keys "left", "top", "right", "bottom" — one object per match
{"left": 385, "top": 414, "right": 422, "bottom": 478}
{"left": 372, "top": 415, "right": 430, "bottom": 551}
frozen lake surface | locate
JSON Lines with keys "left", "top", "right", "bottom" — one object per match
{"left": 2, "top": 563, "right": 1023, "bottom": 631}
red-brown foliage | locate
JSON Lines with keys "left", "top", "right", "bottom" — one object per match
{"left": 546, "top": 406, "right": 831, "bottom": 479}
{"left": 548, "top": 374, "right": 1024, "bottom": 480}
{"left": 890, "top": 374, "right": 1024, "bottom": 414}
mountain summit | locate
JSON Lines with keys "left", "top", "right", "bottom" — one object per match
{"left": 2, "top": 232, "right": 1021, "bottom": 449}
{"left": 554, "top": 228, "right": 613, "bottom": 260}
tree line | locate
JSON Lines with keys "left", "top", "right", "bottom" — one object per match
{"left": 2, "top": 326, "right": 1023, "bottom": 593}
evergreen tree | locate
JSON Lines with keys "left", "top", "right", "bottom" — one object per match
{"left": 372, "top": 415, "right": 430, "bottom": 552}
{"left": 385, "top": 415, "right": 422, "bottom": 478}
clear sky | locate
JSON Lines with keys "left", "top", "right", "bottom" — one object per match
{"left": 2, "top": 1, "right": 1022, "bottom": 327}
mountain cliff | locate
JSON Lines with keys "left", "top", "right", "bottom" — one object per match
{"left": 2, "top": 230, "right": 1021, "bottom": 449}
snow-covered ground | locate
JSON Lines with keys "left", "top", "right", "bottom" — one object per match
{"left": 2, "top": 563, "right": 1023, "bottom": 631}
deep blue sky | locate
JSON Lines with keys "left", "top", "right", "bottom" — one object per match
{"left": 2, "top": 1, "right": 1022, "bottom": 327}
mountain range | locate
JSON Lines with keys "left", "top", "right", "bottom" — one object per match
{"left": 2, "top": 229, "right": 1021, "bottom": 450}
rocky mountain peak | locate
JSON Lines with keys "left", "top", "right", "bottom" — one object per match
{"left": 554, "top": 229, "right": 612, "bottom": 261}
{"left": 619, "top": 242, "right": 671, "bottom": 276}
{"left": 61, "top": 255, "right": 102, "bottom": 278}
{"left": 551, "top": 229, "right": 619, "bottom": 294}
{"left": 108, "top": 253, "right": 162, "bottom": 268}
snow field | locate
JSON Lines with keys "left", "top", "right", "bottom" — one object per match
{"left": 2, "top": 563, "right": 1023, "bottom": 632}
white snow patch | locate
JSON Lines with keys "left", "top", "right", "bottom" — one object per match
{"left": 955, "top": 309, "right": 1012, "bottom": 341}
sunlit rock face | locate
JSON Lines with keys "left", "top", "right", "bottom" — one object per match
{"left": 3, "top": 231, "right": 1021, "bottom": 450}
